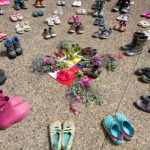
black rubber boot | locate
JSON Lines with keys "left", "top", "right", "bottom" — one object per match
{"left": 125, "top": 35, "right": 148, "bottom": 56}
{"left": 121, "top": 32, "right": 145, "bottom": 50}
{"left": 0, "top": 70, "right": 6, "bottom": 85}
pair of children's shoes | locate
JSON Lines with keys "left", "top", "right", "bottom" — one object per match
{"left": 43, "top": 27, "right": 56, "bottom": 39}
{"left": 0, "top": 89, "right": 30, "bottom": 129}
{"left": 15, "top": 21, "right": 30, "bottom": 34}
{"left": 103, "top": 112, "right": 135, "bottom": 144}
{"left": 4, "top": 36, "right": 23, "bottom": 59}
{"left": 14, "top": 0, "right": 28, "bottom": 10}
{"left": 50, "top": 120, "right": 75, "bottom": 150}
{"left": 35, "top": 0, "right": 46, "bottom": 7}
{"left": 10, "top": 12, "right": 23, "bottom": 22}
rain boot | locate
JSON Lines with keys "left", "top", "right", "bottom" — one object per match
{"left": 125, "top": 35, "right": 148, "bottom": 56}
{"left": 0, "top": 90, "right": 23, "bottom": 107}
{"left": 11, "top": 36, "right": 23, "bottom": 55}
{"left": 0, "top": 96, "right": 29, "bottom": 129}
{"left": 4, "top": 39, "right": 16, "bottom": 59}
{"left": 121, "top": 32, "right": 145, "bottom": 50}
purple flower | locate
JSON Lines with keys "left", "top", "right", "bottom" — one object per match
{"left": 79, "top": 76, "right": 90, "bottom": 88}
{"left": 43, "top": 56, "right": 55, "bottom": 65}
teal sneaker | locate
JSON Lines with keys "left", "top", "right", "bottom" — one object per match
{"left": 114, "top": 112, "right": 135, "bottom": 140}
{"left": 50, "top": 121, "right": 62, "bottom": 150}
{"left": 62, "top": 120, "right": 75, "bottom": 150}
{"left": 103, "top": 115, "right": 123, "bottom": 144}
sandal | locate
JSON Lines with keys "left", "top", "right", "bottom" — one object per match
{"left": 21, "top": 21, "right": 30, "bottom": 32}
{"left": 15, "top": 23, "right": 24, "bottom": 34}
{"left": 99, "top": 28, "right": 112, "bottom": 39}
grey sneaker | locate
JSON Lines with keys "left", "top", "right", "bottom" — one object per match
{"left": 43, "top": 28, "right": 51, "bottom": 39}
{"left": 93, "top": 27, "right": 104, "bottom": 38}
{"left": 49, "top": 27, "right": 56, "bottom": 38}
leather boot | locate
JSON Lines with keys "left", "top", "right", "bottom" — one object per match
{"left": 125, "top": 35, "right": 148, "bottom": 56}
{"left": 0, "top": 96, "right": 29, "bottom": 129}
{"left": 122, "top": 32, "right": 145, "bottom": 50}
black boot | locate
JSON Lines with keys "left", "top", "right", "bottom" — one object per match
{"left": 120, "top": 0, "right": 130, "bottom": 13}
{"left": 121, "top": 32, "right": 145, "bottom": 50}
{"left": 112, "top": 0, "right": 123, "bottom": 12}
{"left": 125, "top": 35, "right": 148, "bottom": 56}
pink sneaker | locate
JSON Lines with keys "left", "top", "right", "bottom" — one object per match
{"left": 0, "top": 90, "right": 23, "bottom": 106}
{"left": 16, "top": 12, "right": 23, "bottom": 21}
{"left": 10, "top": 13, "right": 18, "bottom": 22}
{"left": 68, "top": 16, "right": 75, "bottom": 24}
{"left": 0, "top": 96, "right": 30, "bottom": 129}
{"left": 74, "top": 16, "right": 81, "bottom": 23}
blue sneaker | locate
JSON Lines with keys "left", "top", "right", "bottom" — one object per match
{"left": 103, "top": 115, "right": 123, "bottom": 144}
{"left": 114, "top": 112, "right": 135, "bottom": 140}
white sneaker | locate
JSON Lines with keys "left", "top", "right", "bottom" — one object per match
{"left": 53, "top": 15, "right": 60, "bottom": 24}
{"left": 46, "top": 17, "right": 55, "bottom": 26}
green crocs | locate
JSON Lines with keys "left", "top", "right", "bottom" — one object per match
{"left": 62, "top": 120, "right": 75, "bottom": 150}
{"left": 50, "top": 121, "right": 62, "bottom": 150}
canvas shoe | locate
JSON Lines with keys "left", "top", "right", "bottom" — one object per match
{"left": 49, "top": 27, "right": 56, "bottom": 38}
{"left": 43, "top": 28, "right": 51, "bottom": 39}
{"left": 62, "top": 120, "right": 75, "bottom": 150}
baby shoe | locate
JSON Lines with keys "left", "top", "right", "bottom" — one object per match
{"left": 10, "top": 13, "right": 18, "bottom": 22}
{"left": 0, "top": 32, "right": 8, "bottom": 42}
{"left": 0, "top": 70, "right": 6, "bottom": 85}
{"left": 46, "top": 17, "right": 55, "bottom": 26}
{"left": 0, "top": 9, "right": 4, "bottom": 15}
{"left": 53, "top": 15, "right": 60, "bottom": 25}
{"left": 43, "top": 28, "right": 51, "bottom": 39}
{"left": 21, "top": 21, "right": 30, "bottom": 32}
{"left": 15, "top": 23, "right": 24, "bottom": 34}
{"left": 16, "top": 11, "right": 23, "bottom": 21}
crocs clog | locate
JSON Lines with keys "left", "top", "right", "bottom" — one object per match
{"left": 114, "top": 112, "right": 135, "bottom": 140}
{"left": 103, "top": 115, "right": 123, "bottom": 144}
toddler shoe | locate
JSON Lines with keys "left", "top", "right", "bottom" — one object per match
{"left": 40, "top": 0, "right": 46, "bottom": 7}
{"left": 53, "top": 15, "right": 60, "bottom": 25}
{"left": 35, "top": 0, "right": 41, "bottom": 7}
{"left": 62, "top": 120, "right": 75, "bottom": 150}
{"left": 10, "top": 13, "right": 18, "bottom": 22}
{"left": 76, "top": 23, "right": 84, "bottom": 34}
{"left": 76, "top": 0, "right": 81, "bottom": 7}
{"left": 20, "top": 0, "right": 28, "bottom": 9}
{"left": 0, "top": 32, "right": 8, "bottom": 42}
{"left": 114, "top": 112, "right": 135, "bottom": 140}
{"left": 21, "top": 21, "right": 30, "bottom": 32}
{"left": 15, "top": 23, "right": 24, "bottom": 34}
{"left": 49, "top": 27, "right": 56, "bottom": 38}
{"left": 49, "top": 121, "right": 62, "bottom": 150}
{"left": 103, "top": 115, "right": 123, "bottom": 144}
{"left": 14, "top": 0, "right": 21, "bottom": 10}
{"left": 46, "top": 17, "right": 55, "bottom": 26}
{"left": 16, "top": 12, "right": 23, "bottom": 21}
{"left": 68, "top": 23, "right": 77, "bottom": 33}
{"left": 0, "top": 70, "right": 6, "bottom": 85}
{"left": 0, "top": 9, "right": 4, "bottom": 15}
{"left": 43, "top": 28, "right": 51, "bottom": 39}
{"left": 72, "top": 0, "right": 78, "bottom": 6}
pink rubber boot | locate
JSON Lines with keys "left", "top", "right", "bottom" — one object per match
{"left": 0, "top": 97, "right": 30, "bottom": 129}
{"left": 0, "top": 0, "right": 5, "bottom": 5}
{"left": 0, "top": 90, "right": 23, "bottom": 106}
{"left": 3, "top": 0, "right": 9, "bottom": 5}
